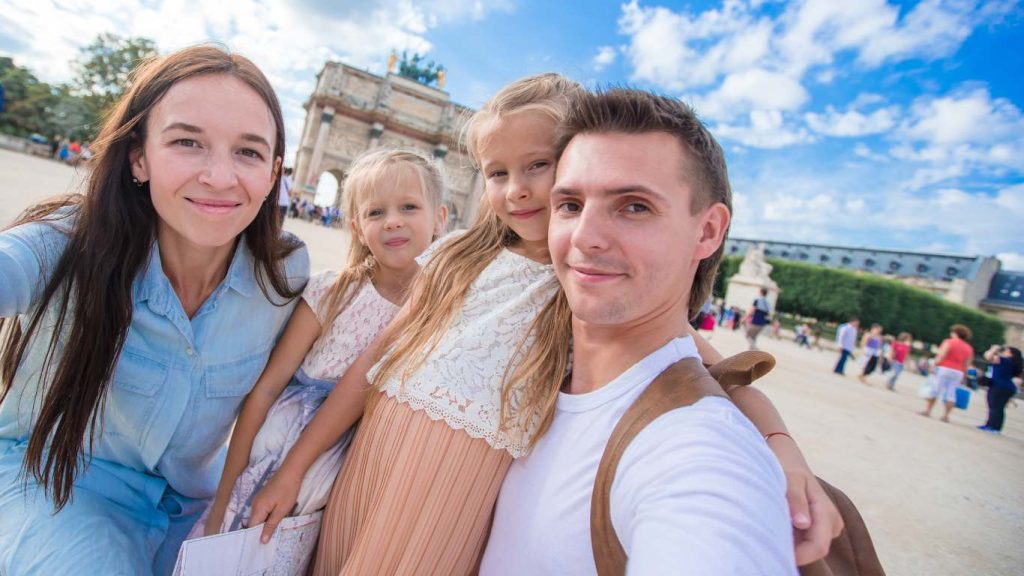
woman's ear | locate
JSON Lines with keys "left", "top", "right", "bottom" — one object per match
{"left": 129, "top": 145, "right": 149, "bottom": 183}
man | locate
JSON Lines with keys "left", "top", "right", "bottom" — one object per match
{"left": 746, "top": 287, "right": 772, "bottom": 350}
{"left": 481, "top": 90, "right": 796, "bottom": 574}
{"left": 277, "top": 166, "right": 293, "bottom": 228}
{"left": 834, "top": 317, "right": 860, "bottom": 375}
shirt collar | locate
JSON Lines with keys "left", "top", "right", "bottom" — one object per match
{"left": 133, "top": 236, "right": 258, "bottom": 310}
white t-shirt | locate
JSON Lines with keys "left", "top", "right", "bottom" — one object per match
{"left": 480, "top": 337, "right": 797, "bottom": 576}
{"left": 278, "top": 174, "right": 293, "bottom": 207}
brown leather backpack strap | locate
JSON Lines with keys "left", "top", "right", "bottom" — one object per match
{"left": 590, "top": 357, "right": 728, "bottom": 576}
{"left": 706, "top": 350, "right": 776, "bottom": 388}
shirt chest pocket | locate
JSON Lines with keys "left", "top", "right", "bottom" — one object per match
{"left": 106, "top": 350, "right": 170, "bottom": 446}
{"left": 204, "top": 351, "right": 268, "bottom": 398}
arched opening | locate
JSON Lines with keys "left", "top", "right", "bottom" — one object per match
{"left": 314, "top": 170, "right": 343, "bottom": 208}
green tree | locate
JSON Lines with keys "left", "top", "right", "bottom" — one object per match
{"left": 73, "top": 33, "right": 158, "bottom": 116}
{"left": 0, "top": 56, "right": 58, "bottom": 137}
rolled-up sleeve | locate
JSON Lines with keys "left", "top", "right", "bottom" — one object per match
{"left": 0, "top": 220, "right": 70, "bottom": 317}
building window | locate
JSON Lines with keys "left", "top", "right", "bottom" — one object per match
{"left": 799, "top": 252, "right": 809, "bottom": 260}
{"left": 781, "top": 250, "right": 790, "bottom": 258}
{"left": 820, "top": 254, "right": 830, "bottom": 263}
{"left": 841, "top": 256, "right": 852, "bottom": 265}
{"left": 946, "top": 267, "right": 958, "bottom": 277}
{"left": 889, "top": 261, "right": 901, "bottom": 272}
{"left": 765, "top": 249, "right": 773, "bottom": 256}
{"left": 917, "top": 263, "right": 929, "bottom": 274}
{"left": 730, "top": 245, "right": 739, "bottom": 253}
{"left": 864, "top": 258, "right": 876, "bottom": 267}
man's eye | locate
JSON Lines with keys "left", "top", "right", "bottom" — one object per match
{"left": 556, "top": 201, "right": 581, "bottom": 213}
{"left": 624, "top": 203, "right": 649, "bottom": 214}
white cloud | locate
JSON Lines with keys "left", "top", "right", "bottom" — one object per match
{"left": 0, "top": 0, "right": 508, "bottom": 157}
{"left": 615, "top": 0, "right": 1012, "bottom": 127}
{"left": 688, "top": 68, "right": 808, "bottom": 122}
{"left": 805, "top": 99, "right": 898, "bottom": 137}
{"left": 712, "top": 109, "right": 815, "bottom": 149}
{"left": 592, "top": 45, "right": 617, "bottom": 71}
{"left": 998, "top": 252, "right": 1024, "bottom": 271}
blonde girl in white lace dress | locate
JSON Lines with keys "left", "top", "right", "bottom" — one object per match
{"left": 190, "top": 149, "right": 447, "bottom": 538}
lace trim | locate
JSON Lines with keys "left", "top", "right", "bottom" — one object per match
{"left": 384, "top": 385, "right": 531, "bottom": 459}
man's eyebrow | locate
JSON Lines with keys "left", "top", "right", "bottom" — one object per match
{"left": 551, "top": 184, "right": 669, "bottom": 202}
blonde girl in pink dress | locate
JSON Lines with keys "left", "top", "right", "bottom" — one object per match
{"left": 190, "top": 149, "right": 447, "bottom": 542}
{"left": 251, "top": 75, "right": 841, "bottom": 574}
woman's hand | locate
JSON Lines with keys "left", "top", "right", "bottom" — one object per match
{"left": 768, "top": 434, "right": 844, "bottom": 565}
{"left": 248, "top": 469, "right": 302, "bottom": 544}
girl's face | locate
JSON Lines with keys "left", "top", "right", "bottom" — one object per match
{"left": 477, "top": 111, "right": 558, "bottom": 255}
{"left": 352, "top": 167, "right": 446, "bottom": 275}
{"left": 130, "top": 74, "right": 280, "bottom": 251}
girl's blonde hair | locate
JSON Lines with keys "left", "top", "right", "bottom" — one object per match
{"left": 317, "top": 149, "right": 445, "bottom": 327}
{"left": 371, "top": 73, "right": 582, "bottom": 449}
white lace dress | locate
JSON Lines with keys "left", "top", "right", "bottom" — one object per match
{"left": 191, "top": 271, "right": 399, "bottom": 535}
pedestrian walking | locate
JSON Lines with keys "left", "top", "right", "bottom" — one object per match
{"left": 833, "top": 317, "right": 860, "bottom": 375}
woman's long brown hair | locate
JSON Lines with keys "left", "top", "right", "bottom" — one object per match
{"left": 0, "top": 45, "right": 302, "bottom": 510}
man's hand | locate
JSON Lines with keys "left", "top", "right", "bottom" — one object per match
{"left": 248, "top": 470, "right": 302, "bottom": 544}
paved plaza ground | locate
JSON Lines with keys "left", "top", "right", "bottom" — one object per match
{"left": 2, "top": 148, "right": 1022, "bottom": 575}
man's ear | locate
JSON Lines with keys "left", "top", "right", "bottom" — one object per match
{"left": 129, "top": 145, "right": 148, "bottom": 183}
{"left": 693, "top": 203, "right": 730, "bottom": 261}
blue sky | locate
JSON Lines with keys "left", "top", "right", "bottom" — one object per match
{"left": 2, "top": 0, "right": 1022, "bottom": 267}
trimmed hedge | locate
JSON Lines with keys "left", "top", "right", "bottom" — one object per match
{"left": 713, "top": 256, "right": 1005, "bottom": 350}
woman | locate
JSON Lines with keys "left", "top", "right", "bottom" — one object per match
{"left": 979, "top": 345, "right": 1022, "bottom": 433}
{"left": 919, "top": 324, "right": 974, "bottom": 423}
{"left": 0, "top": 46, "right": 308, "bottom": 575}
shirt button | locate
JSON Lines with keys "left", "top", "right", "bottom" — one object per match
{"left": 186, "top": 347, "right": 194, "bottom": 356}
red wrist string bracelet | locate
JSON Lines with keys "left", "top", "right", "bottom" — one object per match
{"left": 764, "top": 431, "right": 793, "bottom": 442}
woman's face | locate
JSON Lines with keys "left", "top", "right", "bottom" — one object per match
{"left": 130, "top": 73, "right": 280, "bottom": 250}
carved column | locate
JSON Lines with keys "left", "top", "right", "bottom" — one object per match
{"left": 306, "top": 106, "right": 336, "bottom": 188}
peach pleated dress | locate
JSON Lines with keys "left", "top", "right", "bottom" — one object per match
{"left": 311, "top": 249, "right": 558, "bottom": 575}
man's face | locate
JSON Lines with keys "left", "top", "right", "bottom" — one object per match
{"left": 549, "top": 131, "right": 729, "bottom": 328}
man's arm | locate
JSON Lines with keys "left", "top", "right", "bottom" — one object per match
{"left": 611, "top": 399, "right": 798, "bottom": 575}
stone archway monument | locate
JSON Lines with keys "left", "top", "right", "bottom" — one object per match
{"left": 725, "top": 243, "right": 780, "bottom": 312}
{"left": 292, "top": 57, "right": 483, "bottom": 228}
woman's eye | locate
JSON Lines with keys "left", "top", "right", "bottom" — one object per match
{"left": 174, "top": 139, "right": 199, "bottom": 148}
{"left": 239, "top": 148, "right": 264, "bottom": 160}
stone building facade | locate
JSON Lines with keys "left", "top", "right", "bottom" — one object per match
{"left": 292, "top": 62, "right": 483, "bottom": 228}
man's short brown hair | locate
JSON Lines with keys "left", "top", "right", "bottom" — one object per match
{"left": 555, "top": 88, "right": 732, "bottom": 318}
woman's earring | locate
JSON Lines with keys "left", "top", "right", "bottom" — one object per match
{"left": 132, "top": 177, "right": 145, "bottom": 188}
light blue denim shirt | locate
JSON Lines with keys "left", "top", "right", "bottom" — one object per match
{"left": 0, "top": 212, "right": 309, "bottom": 499}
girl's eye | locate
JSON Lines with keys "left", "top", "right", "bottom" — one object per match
{"left": 530, "top": 161, "right": 550, "bottom": 171}
{"left": 367, "top": 208, "right": 384, "bottom": 217}
{"left": 239, "top": 148, "right": 264, "bottom": 160}
{"left": 402, "top": 203, "right": 420, "bottom": 211}
{"left": 487, "top": 170, "right": 507, "bottom": 179}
